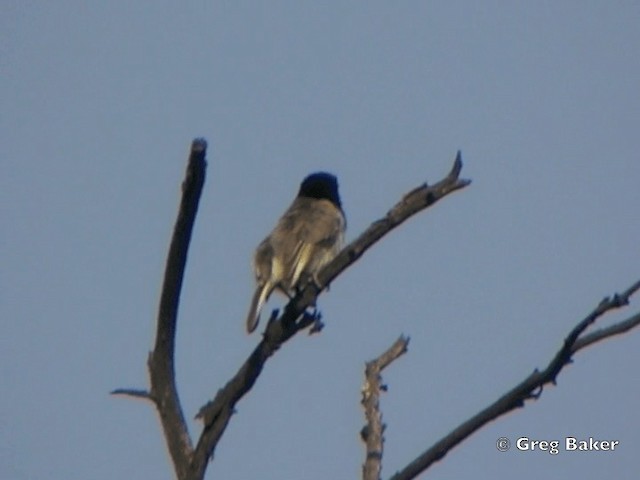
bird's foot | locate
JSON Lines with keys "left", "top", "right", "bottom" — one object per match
{"left": 302, "top": 307, "right": 324, "bottom": 334}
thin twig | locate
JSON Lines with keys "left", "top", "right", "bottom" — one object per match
{"left": 362, "top": 336, "right": 410, "bottom": 480}
{"left": 110, "top": 388, "right": 153, "bottom": 401}
{"left": 572, "top": 312, "right": 640, "bottom": 352}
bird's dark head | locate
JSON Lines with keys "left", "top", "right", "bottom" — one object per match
{"left": 298, "top": 172, "right": 342, "bottom": 208}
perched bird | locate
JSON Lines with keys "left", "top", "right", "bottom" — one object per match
{"left": 245, "top": 172, "right": 346, "bottom": 333}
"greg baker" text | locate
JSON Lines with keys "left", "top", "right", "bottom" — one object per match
{"left": 516, "top": 437, "right": 619, "bottom": 454}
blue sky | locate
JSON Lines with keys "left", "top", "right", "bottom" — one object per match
{"left": 2, "top": 2, "right": 639, "bottom": 479}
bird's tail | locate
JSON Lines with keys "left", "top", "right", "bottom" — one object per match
{"left": 246, "top": 282, "right": 273, "bottom": 333}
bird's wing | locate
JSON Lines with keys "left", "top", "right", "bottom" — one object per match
{"left": 279, "top": 198, "right": 345, "bottom": 287}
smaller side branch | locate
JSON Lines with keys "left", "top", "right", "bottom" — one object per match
{"left": 572, "top": 311, "right": 640, "bottom": 352}
{"left": 111, "top": 388, "right": 153, "bottom": 401}
{"left": 388, "top": 279, "right": 640, "bottom": 480}
{"left": 361, "top": 336, "right": 410, "bottom": 480}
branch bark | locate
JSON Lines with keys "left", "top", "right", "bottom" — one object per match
{"left": 388, "top": 279, "right": 640, "bottom": 480}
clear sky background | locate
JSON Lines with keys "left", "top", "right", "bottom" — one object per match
{"left": 2, "top": 2, "right": 639, "bottom": 479}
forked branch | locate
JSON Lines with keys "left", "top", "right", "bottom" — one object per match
{"left": 387, "top": 279, "right": 640, "bottom": 480}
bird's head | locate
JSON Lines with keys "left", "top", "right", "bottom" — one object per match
{"left": 298, "top": 172, "right": 342, "bottom": 208}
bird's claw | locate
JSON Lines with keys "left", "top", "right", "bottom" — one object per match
{"left": 301, "top": 307, "right": 323, "bottom": 334}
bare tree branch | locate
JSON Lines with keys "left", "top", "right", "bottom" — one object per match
{"left": 113, "top": 139, "right": 208, "bottom": 480}
{"left": 388, "top": 279, "right": 640, "bottom": 480}
{"left": 361, "top": 336, "right": 410, "bottom": 480}
{"left": 193, "top": 152, "right": 470, "bottom": 470}
{"left": 319, "top": 151, "right": 470, "bottom": 290}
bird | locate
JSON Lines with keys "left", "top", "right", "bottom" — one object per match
{"left": 245, "top": 172, "right": 346, "bottom": 333}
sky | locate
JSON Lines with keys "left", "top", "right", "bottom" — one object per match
{"left": 2, "top": 2, "right": 639, "bottom": 479}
